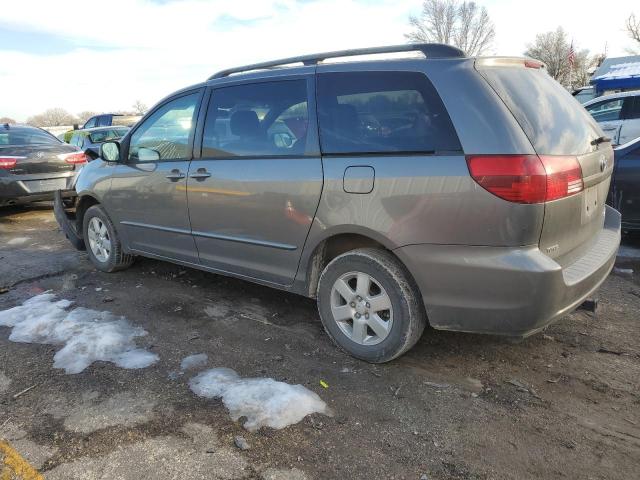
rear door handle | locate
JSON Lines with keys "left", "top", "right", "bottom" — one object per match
{"left": 165, "top": 169, "right": 186, "bottom": 181}
{"left": 190, "top": 168, "right": 211, "bottom": 180}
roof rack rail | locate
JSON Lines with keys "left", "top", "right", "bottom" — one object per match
{"left": 208, "top": 43, "right": 465, "bottom": 80}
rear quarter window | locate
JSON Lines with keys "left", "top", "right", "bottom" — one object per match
{"left": 316, "top": 71, "right": 461, "bottom": 155}
{"left": 0, "top": 128, "right": 60, "bottom": 146}
{"left": 478, "top": 67, "right": 603, "bottom": 155}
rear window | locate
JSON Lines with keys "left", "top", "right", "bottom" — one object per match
{"left": 89, "top": 128, "right": 128, "bottom": 143}
{"left": 317, "top": 71, "right": 461, "bottom": 155}
{"left": 0, "top": 128, "right": 60, "bottom": 146}
{"left": 479, "top": 67, "right": 603, "bottom": 155}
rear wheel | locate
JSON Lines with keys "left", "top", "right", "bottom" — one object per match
{"left": 317, "top": 248, "right": 426, "bottom": 363}
{"left": 83, "top": 205, "right": 134, "bottom": 272}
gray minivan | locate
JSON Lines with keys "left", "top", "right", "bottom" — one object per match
{"left": 55, "top": 44, "right": 621, "bottom": 363}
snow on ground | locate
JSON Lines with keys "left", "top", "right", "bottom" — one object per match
{"left": 180, "top": 353, "right": 208, "bottom": 371}
{"left": 6, "top": 237, "right": 30, "bottom": 246}
{"left": 0, "top": 293, "right": 159, "bottom": 374}
{"left": 189, "top": 368, "right": 329, "bottom": 432}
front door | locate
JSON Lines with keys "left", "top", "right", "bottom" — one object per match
{"left": 187, "top": 77, "right": 322, "bottom": 285}
{"left": 612, "top": 142, "right": 640, "bottom": 229}
{"left": 106, "top": 90, "right": 202, "bottom": 263}
{"left": 619, "top": 95, "right": 640, "bottom": 145}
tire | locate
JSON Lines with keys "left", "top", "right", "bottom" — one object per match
{"left": 317, "top": 248, "right": 426, "bottom": 363}
{"left": 83, "top": 205, "right": 134, "bottom": 272}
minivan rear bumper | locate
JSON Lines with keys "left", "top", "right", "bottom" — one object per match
{"left": 395, "top": 205, "right": 621, "bottom": 337}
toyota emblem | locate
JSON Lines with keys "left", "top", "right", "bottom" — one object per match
{"left": 599, "top": 155, "right": 607, "bottom": 172}
{"left": 36, "top": 151, "right": 44, "bottom": 158}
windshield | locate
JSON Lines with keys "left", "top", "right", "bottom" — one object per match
{"left": 0, "top": 127, "right": 61, "bottom": 146}
{"left": 89, "top": 128, "right": 128, "bottom": 143}
{"left": 478, "top": 66, "right": 603, "bottom": 155}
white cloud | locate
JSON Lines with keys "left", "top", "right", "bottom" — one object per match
{"left": 0, "top": 0, "right": 417, "bottom": 120}
{"left": 1, "top": 0, "right": 638, "bottom": 120}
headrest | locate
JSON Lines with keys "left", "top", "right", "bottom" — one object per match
{"left": 230, "top": 110, "right": 260, "bottom": 137}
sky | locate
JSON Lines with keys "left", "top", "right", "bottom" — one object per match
{"left": 1, "top": 0, "right": 638, "bottom": 121}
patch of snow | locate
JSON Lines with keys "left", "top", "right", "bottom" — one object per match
{"left": 7, "top": 237, "right": 30, "bottom": 245}
{"left": 262, "top": 467, "right": 309, "bottom": 480}
{"left": 0, "top": 371, "right": 11, "bottom": 393}
{"left": 189, "top": 368, "right": 329, "bottom": 432}
{"left": 594, "top": 61, "right": 640, "bottom": 81}
{"left": 0, "top": 293, "right": 159, "bottom": 374}
{"left": 180, "top": 353, "right": 208, "bottom": 371}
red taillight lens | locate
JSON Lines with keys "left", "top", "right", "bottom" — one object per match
{"left": 539, "top": 155, "right": 584, "bottom": 201}
{"left": 0, "top": 156, "right": 20, "bottom": 169}
{"left": 524, "top": 59, "right": 544, "bottom": 69}
{"left": 57, "top": 152, "right": 88, "bottom": 165}
{"left": 466, "top": 155, "right": 583, "bottom": 204}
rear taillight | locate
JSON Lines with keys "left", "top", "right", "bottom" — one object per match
{"left": 0, "top": 156, "right": 22, "bottom": 169}
{"left": 466, "top": 154, "right": 583, "bottom": 204}
{"left": 539, "top": 155, "right": 584, "bottom": 201}
{"left": 57, "top": 152, "right": 88, "bottom": 165}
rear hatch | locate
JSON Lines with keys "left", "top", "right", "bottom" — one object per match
{"left": 476, "top": 59, "right": 613, "bottom": 265}
{"left": 0, "top": 144, "right": 76, "bottom": 175}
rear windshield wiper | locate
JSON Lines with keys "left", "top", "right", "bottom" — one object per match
{"left": 591, "top": 136, "right": 611, "bottom": 146}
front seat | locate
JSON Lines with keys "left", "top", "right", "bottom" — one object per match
{"left": 222, "top": 110, "right": 266, "bottom": 154}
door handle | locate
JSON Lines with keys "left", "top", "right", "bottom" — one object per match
{"left": 189, "top": 168, "right": 211, "bottom": 180}
{"left": 165, "top": 169, "right": 186, "bottom": 181}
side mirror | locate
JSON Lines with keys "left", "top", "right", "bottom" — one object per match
{"left": 273, "top": 132, "right": 294, "bottom": 148}
{"left": 137, "top": 147, "right": 160, "bottom": 162}
{"left": 73, "top": 124, "right": 79, "bottom": 130}
{"left": 100, "top": 141, "right": 120, "bottom": 162}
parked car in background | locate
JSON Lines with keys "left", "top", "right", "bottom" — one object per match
{"left": 1, "top": 124, "right": 85, "bottom": 207}
{"left": 68, "top": 126, "right": 130, "bottom": 159}
{"left": 608, "top": 137, "right": 640, "bottom": 232}
{"left": 584, "top": 91, "right": 640, "bottom": 145}
{"left": 572, "top": 85, "right": 597, "bottom": 104}
{"left": 63, "top": 114, "right": 141, "bottom": 143}
{"left": 56, "top": 44, "right": 620, "bottom": 363}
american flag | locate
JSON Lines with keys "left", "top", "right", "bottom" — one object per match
{"left": 568, "top": 41, "right": 576, "bottom": 67}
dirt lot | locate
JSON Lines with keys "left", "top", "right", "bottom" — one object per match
{"left": 1, "top": 204, "right": 639, "bottom": 480}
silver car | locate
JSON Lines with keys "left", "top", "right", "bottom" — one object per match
{"left": 55, "top": 44, "right": 621, "bottom": 363}
{"left": 583, "top": 91, "right": 640, "bottom": 146}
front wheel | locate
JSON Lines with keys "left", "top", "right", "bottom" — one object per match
{"left": 83, "top": 205, "right": 134, "bottom": 272}
{"left": 317, "top": 248, "right": 426, "bottom": 363}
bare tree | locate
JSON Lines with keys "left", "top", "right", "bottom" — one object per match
{"left": 26, "top": 108, "right": 77, "bottom": 127}
{"left": 132, "top": 100, "right": 148, "bottom": 116}
{"left": 0, "top": 116, "right": 16, "bottom": 124}
{"left": 627, "top": 13, "right": 640, "bottom": 43}
{"left": 405, "top": 0, "right": 495, "bottom": 56}
{"left": 524, "top": 27, "right": 594, "bottom": 87}
{"left": 626, "top": 13, "right": 640, "bottom": 53}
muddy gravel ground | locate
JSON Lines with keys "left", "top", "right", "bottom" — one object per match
{"left": 0, "top": 204, "right": 639, "bottom": 480}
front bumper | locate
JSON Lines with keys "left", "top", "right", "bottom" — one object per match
{"left": 395, "top": 205, "right": 621, "bottom": 337}
{"left": 54, "top": 190, "right": 85, "bottom": 250}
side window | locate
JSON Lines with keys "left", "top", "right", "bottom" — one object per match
{"left": 97, "top": 115, "right": 111, "bottom": 127}
{"left": 624, "top": 96, "right": 640, "bottom": 120}
{"left": 317, "top": 71, "right": 460, "bottom": 155}
{"left": 83, "top": 117, "right": 97, "bottom": 129}
{"left": 128, "top": 92, "right": 199, "bottom": 162}
{"left": 202, "top": 80, "right": 309, "bottom": 157}
{"left": 586, "top": 99, "right": 624, "bottom": 122}
{"left": 70, "top": 133, "right": 82, "bottom": 147}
